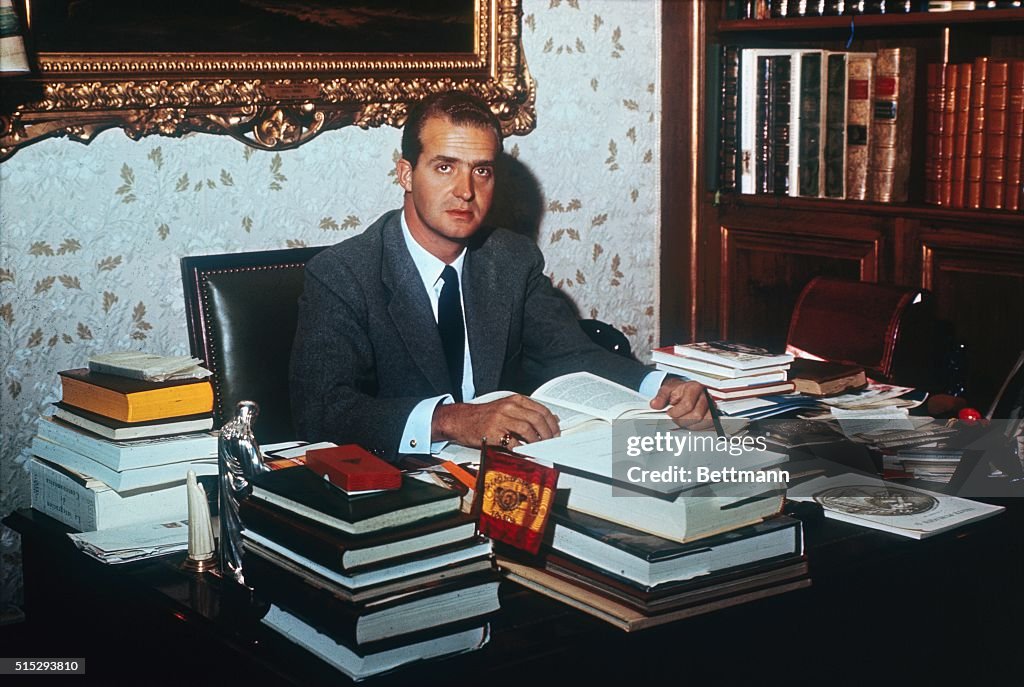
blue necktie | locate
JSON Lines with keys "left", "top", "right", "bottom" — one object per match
{"left": 438, "top": 265, "right": 464, "bottom": 402}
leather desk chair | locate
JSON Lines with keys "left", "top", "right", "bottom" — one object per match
{"left": 181, "top": 246, "right": 326, "bottom": 444}
{"left": 786, "top": 276, "right": 935, "bottom": 387}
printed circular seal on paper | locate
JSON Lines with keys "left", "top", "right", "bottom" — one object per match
{"left": 813, "top": 485, "right": 938, "bottom": 517}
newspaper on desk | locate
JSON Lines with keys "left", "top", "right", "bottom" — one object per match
{"left": 68, "top": 519, "right": 189, "bottom": 564}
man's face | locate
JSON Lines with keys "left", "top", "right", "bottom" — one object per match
{"left": 397, "top": 116, "right": 498, "bottom": 262}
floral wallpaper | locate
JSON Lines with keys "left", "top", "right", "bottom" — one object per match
{"left": 0, "top": 0, "right": 662, "bottom": 607}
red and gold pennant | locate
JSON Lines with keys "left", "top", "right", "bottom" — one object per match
{"left": 475, "top": 445, "right": 559, "bottom": 555}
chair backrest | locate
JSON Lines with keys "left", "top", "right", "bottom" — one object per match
{"left": 786, "top": 276, "right": 934, "bottom": 385}
{"left": 181, "top": 246, "right": 326, "bottom": 443}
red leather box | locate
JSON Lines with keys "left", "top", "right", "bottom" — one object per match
{"left": 305, "top": 445, "right": 402, "bottom": 493}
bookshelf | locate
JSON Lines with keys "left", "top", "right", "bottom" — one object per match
{"left": 660, "top": 1, "right": 1023, "bottom": 407}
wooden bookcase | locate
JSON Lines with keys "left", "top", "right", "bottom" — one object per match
{"left": 661, "top": 0, "right": 1024, "bottom": 406}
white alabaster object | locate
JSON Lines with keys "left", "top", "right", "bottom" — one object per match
{"left": 186, "top": 470, "right": 215, "bottom": 561}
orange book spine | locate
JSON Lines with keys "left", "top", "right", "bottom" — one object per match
{"left": 950, "top": 63, "right": 972, "bottom": 209}
{"left": 965, "top": 57, "right": 989, "bottom": 209}
{"left": 937, "top": 62, "right": 958, "bottom": 206}
{"left": 982, "top": 60, "right": 1010, "bottom": 210}
{"left": 923, "top": 62, "right": 946, "bottom": 206}
{"left": 1004, "top": 60, "right": 1024, "bottom": 212}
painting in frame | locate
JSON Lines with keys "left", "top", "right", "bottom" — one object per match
{"left": 0, "top": 0, "right": 535, "bottom": 158}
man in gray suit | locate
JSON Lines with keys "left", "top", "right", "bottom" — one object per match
{"left": 290, "top": 91, "right": 708, "bottom": 460}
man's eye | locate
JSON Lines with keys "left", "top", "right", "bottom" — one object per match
{"left": 475, "top": 167, "right": 493, "bottom": 178}
{"left": 437, "top": 164, "right": 452, "bottom": 173}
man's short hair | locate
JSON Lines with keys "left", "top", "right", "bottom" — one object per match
{"left": 401, "top": 91, "right": 503, "bottom": 167}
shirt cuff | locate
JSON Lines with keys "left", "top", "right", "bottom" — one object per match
{"left": 639, "top": 370, "right": 669, "bottom": 398}
{"left": 400, "top": 394, "right": 454, "bottom": 455}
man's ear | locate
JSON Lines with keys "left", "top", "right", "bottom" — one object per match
{"left": 396, "top": 158, "right": 413, "bottom": 192}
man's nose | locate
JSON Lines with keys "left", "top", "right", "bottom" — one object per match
{"left": 453, "top": 169, "right": 474, "bottom": 201}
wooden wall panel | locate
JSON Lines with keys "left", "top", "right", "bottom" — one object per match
{"left": 919, "top": 227, "right": 1024, "bottom": 406}
{"left": 717, "top": 222, "right": 884, "bottom": 351}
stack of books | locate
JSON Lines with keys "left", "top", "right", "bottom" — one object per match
{"left": 512, "top": 429, "right": 808, "bottom": 630}
{"left": 651, "top": 342, "right": 795, "bottom": 400}
{"left": 718, "top": 46, "right": 917, "bottom": 203}
{"left": 499, "top": 509, "right": 809, "bottom": 632}
{"left": 923, "top": 57, "right": 1023, "bottom": 211}
{"left": 29, "top": 366, "right": 216, "bottom": 532}
{"left": 240, "top": 457, "right": 497, "bottom": 681}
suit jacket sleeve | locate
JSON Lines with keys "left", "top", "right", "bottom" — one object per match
{"left": 289, "top": 256, "right": 421, "bottom": 459}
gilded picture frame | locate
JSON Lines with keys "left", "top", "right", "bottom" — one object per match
{"left": 0, "top": 0, "right": 535, "bottom": 160}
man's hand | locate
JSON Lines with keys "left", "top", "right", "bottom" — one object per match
{"left": 433, "top": 394, "right": 561, "bottom": 450}
{"left": 649, "top": 377, "right": 712, "bottom": 429}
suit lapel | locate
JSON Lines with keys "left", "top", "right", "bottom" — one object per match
{"left": 464, "top": 239, "right": 510, "bottom": 394}
{"left": 381, "top": 215, "right": 451, "bottom": 395}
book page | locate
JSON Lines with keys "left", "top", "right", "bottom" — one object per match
{"left": 471, "top": 388, "right": 603, "bottom": 433}
{"left": 532, "top": 372, "right": 660, "bottom": 423}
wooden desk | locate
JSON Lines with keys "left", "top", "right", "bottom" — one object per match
{"left": 6, "top": 500, "right": 1022, "bottom": 686}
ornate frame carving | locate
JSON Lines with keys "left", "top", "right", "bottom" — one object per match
{"left": 0, "top": 0, "right": 535, "bottom": 160}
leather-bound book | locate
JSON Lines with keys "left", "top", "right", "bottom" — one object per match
{"left": 787, "top": 358, "right": 868, "bottom": 396}
{"left": 845, "top": 53, "right": 875, "bottom": 200}
{"left": 923, "top": 62, "right": 947, "bottom": 206}
{"left": 719, "top": 45, "right": 741, "bottom": 192}
{"left": 1004, "top": 59, "right": 1024, "bottom": 212}
{"left": 797, "top": 51, "right": 825, "bottom": 197}
{"left": 249, "top": 469, "right": 460, "bottom": 535}
{"left": 868, "top": 47, "right": 916, "bottom": 203}
{"left": 755, "top": 54, "right": 776, "bottom": 194}
{"left": 937, "top": 62, "right": 959, "bottom": 206}
{"left": 238, "top": 497, "right": 476, "bottom": 573}
{"left": 950, "top": 62, "right": 973, "bottom": 208}
{"left": 823, "top": 52, "right": 848, "bottom": 198}
{"left": 770, "top": 54, "right": 793, "bottom": 195}
{"left": 966, "top": 56, "right": 990, "bottom": 208}
{"left": 982, "top": 59, "right": 1011, "bottom": 209}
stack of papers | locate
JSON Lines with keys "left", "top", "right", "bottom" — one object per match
{"left": 88, "top": 351, "right": 212, "bottom": 382}
{"left": 68, "top": 519, "right": 189, "bottom": 564}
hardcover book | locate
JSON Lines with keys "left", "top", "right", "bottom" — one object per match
{"left": 951, "top": 62, "right": 973, "bottom": 208}
{"left": 868, "top": 47, "right": 917, "bottom": 203}
{"left": 823, "top": 52, "right": 848, "bottom": 198}
{"left": 36, "top": 416, "right": 216, "bottom": 471}
{"left": 249, "top": 469, "right": 460, "bottom": 535}
{"left": 238, "top": 497, "right": 476, "bottom": 572}
{"left": 797, "top": 50, "right": 825, "bottom": 197}
{"left": 58, "top": 368, "right": 213, "bottom": 423}
{"left": 671, "top": 341, "right": 794, "bottom": 370}
{"left": 845, "top": 53, "right": 875, "bottom": 201}
{"left": 966, "top": 56, "right": 990, "bottom": 208}
{"left": 982, "top": 59, "right": 1011, "bottom": 209}
{"left": 29, "top": 435, "right": 218, "bottom": 492}
{"left": 787, "top": 358, "right": 868, "bottom": 396}
{"left": 1005, "top": 60, "right": 1024, "bottom": 212}
{"left": 548, "top": 510, "right": 803, "bottom": 589}
{"left": 247, "top": 555, "right": 499, "bottom": 648}
{"left": 241, "top": 530, "right": 492, "bottom": 594}
{"left": 924, "top": 61, "right": 947, "bottom": 205}
{"left": 52, "top": 402, "right": 213, "bottom": 441}
{"left": 29, "top": 457, "right": 187, "bottom": 532}
{"left": 496, "top": 555, "right": 810, "bottom": 632}
{"left": 650, "top": 345, "right": 791, "bottom": 377}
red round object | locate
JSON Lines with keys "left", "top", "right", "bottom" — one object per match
{"left": 957, "top": 407, "right": 982, "bottom": 422}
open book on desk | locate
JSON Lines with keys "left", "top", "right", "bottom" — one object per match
{"left": 436, "top": 371, "right": 669, "bottom": 465}
{"left": 473, "top": 371, "right": 669, "bottom": 435}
